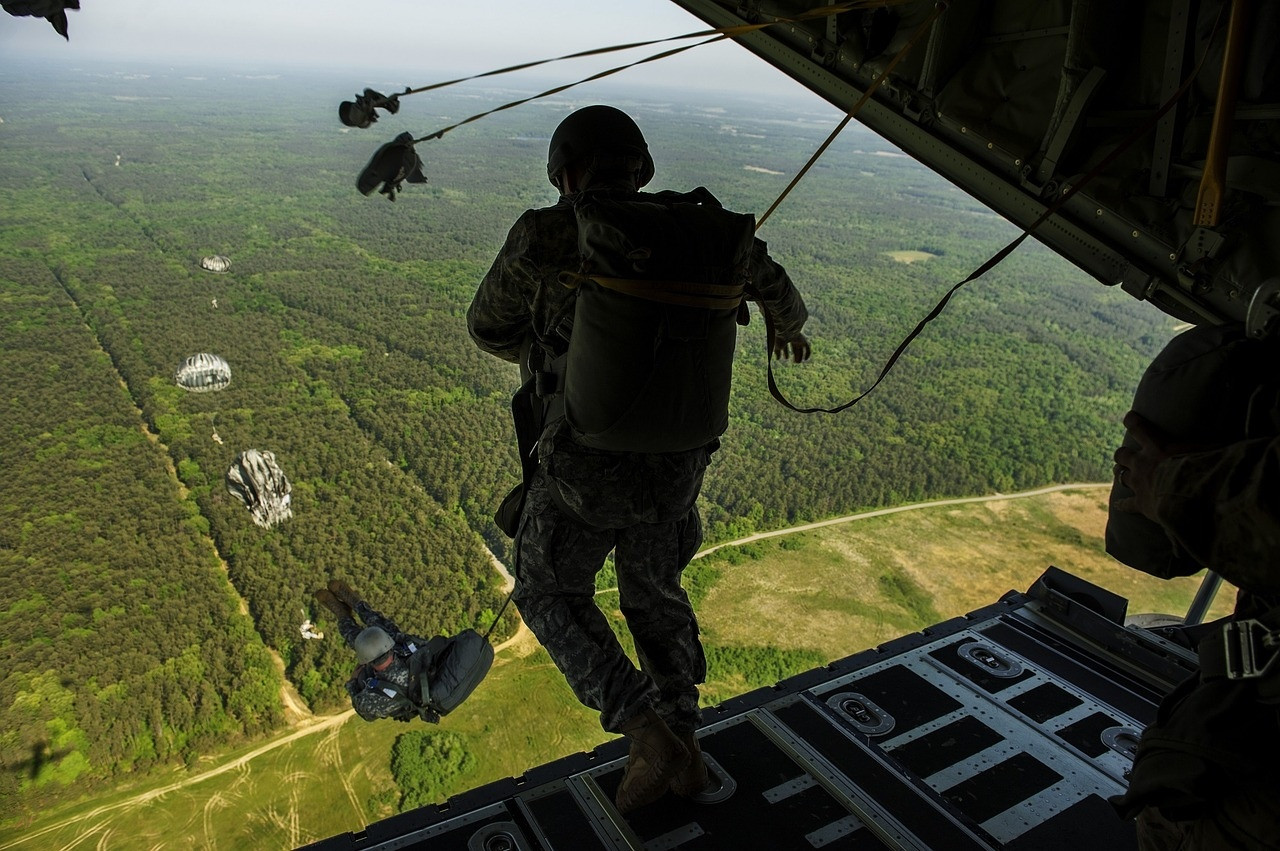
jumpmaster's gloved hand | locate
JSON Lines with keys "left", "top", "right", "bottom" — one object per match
{"left": 772, "top": 332, "right": 812, "bottom": 363}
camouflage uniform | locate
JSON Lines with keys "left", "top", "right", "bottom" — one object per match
{"left": 1145, "top": 434, "right": 1280, "bottom": 604}
{"left": 1129, "top": 435, "right": 1280, "bottom": 850}
{"left": 468, "top": 184, "right": 808, "bottom": 733}
{"left": 1108, "top": 353, "right": 1280, "bottom": 850}
{"left": 338, "top": 603, "right": 437, "bottom": 721}
{"left": 466, "top": 188, "right": 808, "bottom": 364}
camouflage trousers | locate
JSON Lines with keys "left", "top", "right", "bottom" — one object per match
{"left": 514, "top": 429, "right": 712, "bottom": 733}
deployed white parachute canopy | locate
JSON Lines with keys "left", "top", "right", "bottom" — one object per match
{"left": 175, "top": 352, "right": 231, "bottom": 393}
{"left": 226, "top": 449, "right": 293, "bottom": 528}
{"left": 200, "top": 255, "right": 231, "bottom": 273}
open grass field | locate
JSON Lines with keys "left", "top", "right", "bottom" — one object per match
{"left": 698, "top": 486, "right": 1232, "bottom": 664}
{"left": 0, "top": 485, "right": 1232, "bottom": 849}
{"left": 884, "top": 249, "right": 940, "bottom": 264}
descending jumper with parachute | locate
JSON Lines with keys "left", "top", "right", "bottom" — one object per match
{"left": 225, "top": 448, "right": 293, "bottom": 529}
{"left": 174, "top": 352, "right": 231, "bottom": 393}
{"left": 199, "top": 254, "right": 231, "bottom": 273}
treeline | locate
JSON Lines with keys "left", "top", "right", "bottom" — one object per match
{"left": 0, "top": 78, "right": 517, "bottom": 811}
{"left": 390, "top": 729, "right": 477, "bottom": 812}
{"left": 0, "top": 258, "right": 281, "bottom": 811}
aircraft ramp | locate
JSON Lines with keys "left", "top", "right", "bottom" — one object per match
{"left": 304, "top": 568, "right": 1197, "bottom": 850}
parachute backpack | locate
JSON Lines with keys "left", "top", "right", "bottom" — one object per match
{"left": 557, "top": 187, "right": 754, "bottom": 453}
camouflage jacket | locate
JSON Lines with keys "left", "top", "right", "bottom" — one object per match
{"left": 467, "top": 187, "right": 809, "bottom": 364}
{"left": 1152, "top": 435, "right": 1280, "bottom": 601}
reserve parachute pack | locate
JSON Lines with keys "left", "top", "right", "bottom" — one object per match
{"left": 558, "top": 187, "right": 755, "bottom": 453}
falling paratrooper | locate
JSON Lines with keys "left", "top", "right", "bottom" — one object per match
{"left": 200, "top": 255, "right": 231, "bottom": 273}
{"left": 226, "top": 449, "right": 293, "bottom": 529}
{"left": 175, "top": 352, "right": 231, "bottom": 393}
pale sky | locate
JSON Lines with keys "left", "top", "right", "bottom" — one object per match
{"left": 0, "top": 0, "right": 813, "bottom": 97}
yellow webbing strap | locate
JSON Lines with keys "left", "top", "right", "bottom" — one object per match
{"left": 560, "top": 272, "right": 744, "bottom": 310}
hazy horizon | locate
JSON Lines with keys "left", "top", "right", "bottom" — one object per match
{"left": 1, "top": 0, "right": 813, "bottom": 98}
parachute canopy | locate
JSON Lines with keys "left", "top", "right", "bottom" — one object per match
{"left": 225, "top": 449, "right": 293, "bottom": 528}
{"left": 200, "top": 255, "right": 231, "bottom": 273}
{"left": 175, "top": 352, "right": 231, "bottom": 393}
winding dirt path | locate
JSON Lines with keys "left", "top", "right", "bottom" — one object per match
{"left": 1, "top": 712, "right": 354, "bottom": 851}
{"left": 694, "top": 482, "right": 1109, "bottom": 559}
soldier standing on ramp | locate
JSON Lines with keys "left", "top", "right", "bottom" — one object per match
{"left": 467, "top": 105, "right": 811, "bottom": 814}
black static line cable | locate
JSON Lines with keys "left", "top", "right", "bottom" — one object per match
{"left": 367, "top": 2, "right": 915, "bottom": 144}
{"left": 763, "top": 1, "right": 1227, "bottom": 416}
{"left": 389, "top": 1, "right": 914, "bottom": 101}
{"left": 483, "top": 590, "right": 513, "bottom": 642}
{"left": 416, "top": 34, "right": 728, "bottom": 143}
{"left": 755, "top": 1, "right": 949, "bottom": 231}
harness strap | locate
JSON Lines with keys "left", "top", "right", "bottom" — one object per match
{"left": 1200, "top": 618, "right": 1280, "bottom": 679}
{"left": 362, "top": 675, "right": 418, "bottom": 717}
{"left": 366, "top": 650, "right": 443, "bottom": 723}
{"left": 559, "top": 272, "right": 744, "bottom": 310}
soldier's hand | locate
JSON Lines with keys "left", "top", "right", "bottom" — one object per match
{"left": 772, "top": 333, "right": 811, "bottom": 363}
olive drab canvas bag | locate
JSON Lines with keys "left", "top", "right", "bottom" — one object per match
{"left": 558, "top": 187, "right": 755, "bottom": 453}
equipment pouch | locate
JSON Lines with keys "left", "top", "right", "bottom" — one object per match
{"left": 494, "top": 483, "right": 524, "bottom": 538}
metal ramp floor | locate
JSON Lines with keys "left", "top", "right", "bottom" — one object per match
{"left": 306, "top": 568, "right": 1198, "bottom": 851}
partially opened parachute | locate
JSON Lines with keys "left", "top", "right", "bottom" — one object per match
{"left": 226, "top": 449, "right": 293, "bottom": 528}
{"left": 200, "top": 255, "right": 231, "bottom": 273}
{"left": 175, "top": 353, "right": 231, "bottom": 393}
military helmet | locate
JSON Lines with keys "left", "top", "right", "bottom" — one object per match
{"left": 1106, "top": 323, "right": 1280, "bottom": 578}
{"left": 354, "top": 626, "right": 395, "bottom": 665}
{"left": 547, "top": 105, "right": 655, "bottom": 190}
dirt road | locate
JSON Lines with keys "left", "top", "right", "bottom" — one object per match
{"left": 2, "top": 711, "right": 354, "bottom": 851}
{"left": 694, "top": 482, "right": 1109, "bottom": 559}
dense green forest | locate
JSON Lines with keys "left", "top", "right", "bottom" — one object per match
{"left": 0, "top": 60, "right": 1174, "bottom": 815}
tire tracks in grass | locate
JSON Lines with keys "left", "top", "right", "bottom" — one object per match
{"left": 1, "top": 712, "right": 353, "bottom": 851}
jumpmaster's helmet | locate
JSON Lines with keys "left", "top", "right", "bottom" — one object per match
{"left": 547, "top": 105, "right": 655, "bottom": 191}
{"left": 354, "top": 626, "right": 395, "bottom": 665}
{"left": 1106, "top": 323, "right": 1280, "bottom": 579}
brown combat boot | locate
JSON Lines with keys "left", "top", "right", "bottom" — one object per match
{"left": 669, "top": 732, "right": 710, "bottom": 798}
{"left": 328, "top": 579, "right": 362, "bottom": 611}
{"left": 615, "top": 708, "right": 690, "bottom": 815}
{"left": 314, "top": 588, "right": 353, "bottom": 620}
